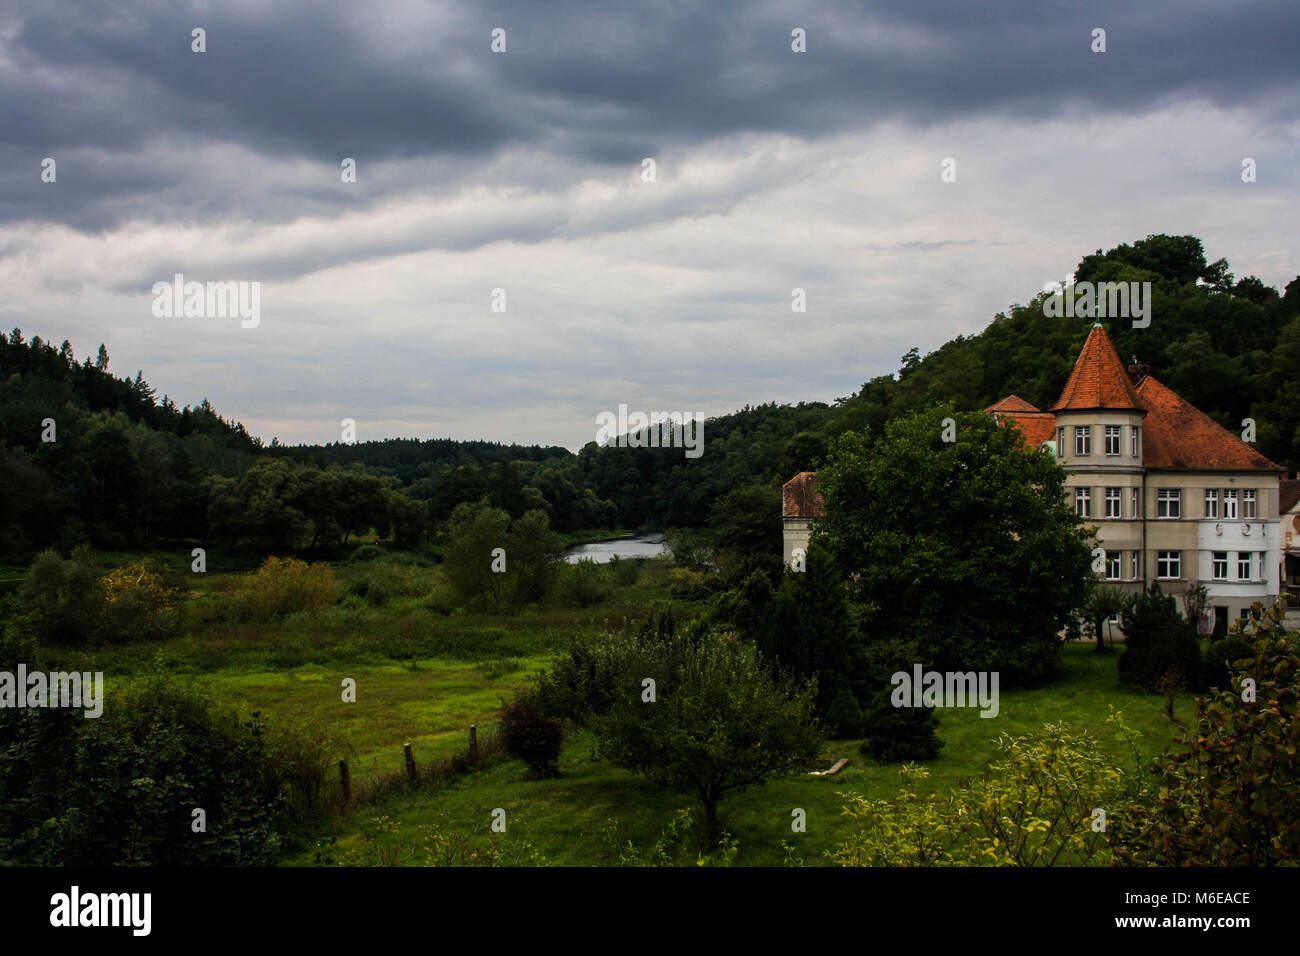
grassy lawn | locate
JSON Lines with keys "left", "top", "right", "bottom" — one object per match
{"left": 13, "top": 549, "right": 1199, "bottom": 866}
{"left": 296, "top": 642, "right": 1194, "bottom": 867}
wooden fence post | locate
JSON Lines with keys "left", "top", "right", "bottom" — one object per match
{"left": 469, "top": 724, "right": 478, "bottom": 764}
{"left": 403, "top": 742, "right": 418, "bottom": 782}
{"left": 338, "top": 759, "right": 351, "bottom": 805}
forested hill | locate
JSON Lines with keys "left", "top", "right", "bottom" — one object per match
{"left": 577, "top": 236, "right": 1300, "bottom": 526}
{"left": 828, "top": 235, "right": 1300, "bottom": 471}
{"left": 3, "top": 234, "right": 1297, "bottom": 559}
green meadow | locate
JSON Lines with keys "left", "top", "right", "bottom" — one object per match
{"left": 28, "top": 552, "right": 1195, "bottom": 866}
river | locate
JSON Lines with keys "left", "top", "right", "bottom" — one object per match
{"left": 564, "top": 532, "right": 668, "bottom": 564}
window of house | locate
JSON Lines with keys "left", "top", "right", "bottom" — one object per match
{"left": 1106, "top": 551, "right": 1121, "bottom": 580}
{"left": 1131, "top": 488, "right": 1140, "bottom": 518}
{"left": 1074, "top": 426, "right": 1091, "bottom": 456}
{"left": 1157, "top": 551, "right": 1181, "bottom": 579}
{"left": 1156, "top": 488, "right": 1181, "bottom": 518}
{"left": 1075, "top": 487, "right": 1091, "bottom": 517}
{"left": 1205, "top": 489, "right": 1219, "bottom": 518}
{"left": 1104, "top": 425, "right": 1121, "bottom": 455}
{"left": 1130, "top": 425, "right": 1141, "bottom": 457}
{"left": 1243, "top": 490, "right": 1257, "bottom": 519}
{"left": 1223, "top": 490, "right": 1238, "bottom": 519}
{"left": 1056, "top": 427, "right": 1065, "bottom": 459}
{"left": 1107, "top": 612, "right": 1121, "bottom": 624}
{"left": 1129, "top": 551, "right": 1139, "bottom": 579}
{"left": 1213, "top": 552, "right": 1228, "bottom": 580}
{"left": 1105, "top": 487, "right": 1122, "bottom": 518}
{"left": 1238, "top": 552, "right": 1252, "bottom": 580}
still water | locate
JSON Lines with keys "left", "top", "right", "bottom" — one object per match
{"left": 564, "top": 533, "right": 668, "bottom": 564}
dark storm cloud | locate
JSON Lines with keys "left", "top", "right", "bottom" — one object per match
{"left": 2, "top": 0, "right": 1297, "bottom": 234}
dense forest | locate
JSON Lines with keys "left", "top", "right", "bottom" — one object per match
{"left": 3, "top": 234, "right": 1297, "bottom": 560}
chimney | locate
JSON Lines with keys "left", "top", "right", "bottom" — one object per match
{"left": 1127, "top": 363, "right": 1152, "bottom": 384}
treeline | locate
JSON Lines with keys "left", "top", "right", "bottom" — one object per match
{"left": 6, "top": 235, "right": 1296, "bottom": 560}
{"left": 0, "top": 331, "right": 616, "bottom": 560}
{"left": 577, "top": 402, "right": 835, "bottom": 527}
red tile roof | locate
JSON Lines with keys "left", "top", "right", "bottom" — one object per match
{"left": 984, "top": 395, "right": 1041, "bottom": 414}
{"left": 782, "top": 471, "right": 825, "bottom": 519}
{"left": 1050, "top": 324, "right": 1145, "bottom": 413}
{"left": 984, "top": 396, "right": 1057, "bottom": 449}
{"left": 1134, "top": 376, "right": 1284, "bottom": 473}
{"left": 999, "top": 411, "right": 1057, "bottom": 449}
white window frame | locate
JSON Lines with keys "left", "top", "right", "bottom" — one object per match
{"left": 1130, "top": 425, "right": 1141, "bottom": 457}
{"left": 1129, "top": 551, "right": 1139, "bottom": 580}
{"left": 1212, "top": 551, "right": 1228, "bottom": 580}
{"left": 1156, "top": 488, "right": 1181, "bottom": 519}
{"left": 1237, "top": 552, "right": 1252, "bottom": 580}
{"left": 1056, "top": 427, "right": 1065, "bottom": 459}
{"left": 1106, "top": 551, "right": 1121, "bottom": 580}
{"left": 1205, "top": 489, "right": 1218, "bottom": 518}
{"left": 1074, "top": 426, "right": 1091, "bottom": 457}
{"left": 1104, "top": 425, "right": 1121, "bottom": 456}
{"left": 1075, "top": 487, "right": 1092, "bottom": 517}
{"left": 1223, "top": 490, "right": 1239, "bottom": 520}
{"left": 1157, "top": 551, "right": 1181, "bottom": 580}
{"left": 1104, "top": 487, "right": 1122, "bottom": 518}
{"left": 1131, "top": 488, "right": 1140, "bottom": 518}
{"left": 1243, "top": 490, "right": 1257, "bottom": 519}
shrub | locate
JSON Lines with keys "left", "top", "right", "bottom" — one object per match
{"left": 348, "top": 544, "right": 387, "bottom": 564}
{"left": 500, "top": 692, "right": 564, "bottom": 777}
{"left": 240, "top": 556, "right": 339, "bottom": 619}
{"left": 11, "top": 546, "right": 105, "bottom": 645}
{"left": 857, "top": 639, "right": 944, "bottom": 762}
{"left": 833, "top": 722, "right": 1124, "bottom": 867}
{"left": 607, "top": 554, "right": 638, "bottom": 587}
{"left": 348, "top": 563, "right": 425, "bottom": 607}
{"left": 0, "top": 678, "right": 319, "bottom": 865}
{"left": 1202, "top": 635, "right": 1253, "bottom": 686}
{"left": 101, "top": 559, "right": 181, "bottom": 642}
{"left": 826, "top": 686, "right": 863, "bottom": 739}
{"left": 1119, "top": 583, "right": 1203, "bottom": 690}
{"left": 1114, "top": 601, "right": 1300, "bottom": 866}
{"left": 561, "top": 558, "right": 611, "bottom": 608}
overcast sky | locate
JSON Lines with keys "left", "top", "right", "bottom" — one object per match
{"left": 2, "top": 0, "right": 1297, "bottom": 450}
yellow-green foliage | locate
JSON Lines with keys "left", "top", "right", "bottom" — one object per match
{"left": 830, "top": 720, "right": 1127, "bottom": 866}
{"left": 101, "top": 560, "right": 180, "bottom": 642}
{"left": 241, "top": 556, "right": 339, "bottom": 619}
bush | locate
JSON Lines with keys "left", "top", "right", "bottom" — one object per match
{"left": 0, "top": 678, "right": 319, "bottom": 865}
{"left": 560, "top": 558, "right": 611, "bottom": 608}
{"left": 826, "top": 686, "right": 863, "bottom": 739}
{"left": 240, "top": 556, "right": 339, "bottom": 619}
{"left": 1114, "top": 601, "right": 1300, "bottom": 866}
{"left": 1119, "top": 584, "right": 1203, "bottom": 690}
{"left": 607, "top": 554, "right": 638, "bottom": 587}
{"left": 101, "top": 559, "right": 181, "bottom": 642}
{"left": 833, "top": 722, "right": 1124, "bottom": 867}
{"left": 11, "top": 546, "right": 104, "bottom": 645}
{"left": 500, "top": 692, "right": 564, "bottom": 777}
{"left": 347, "top": 563, "right": 425, "bottom": 607}
{"left": 1202, "top": 635, "right": 1253, "bottom": 686}
{"left": 857, "top": 639, "right": 944, "bottom": 762}
{"left": 348, "top": 544, "right": 388, "bottom": 564}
